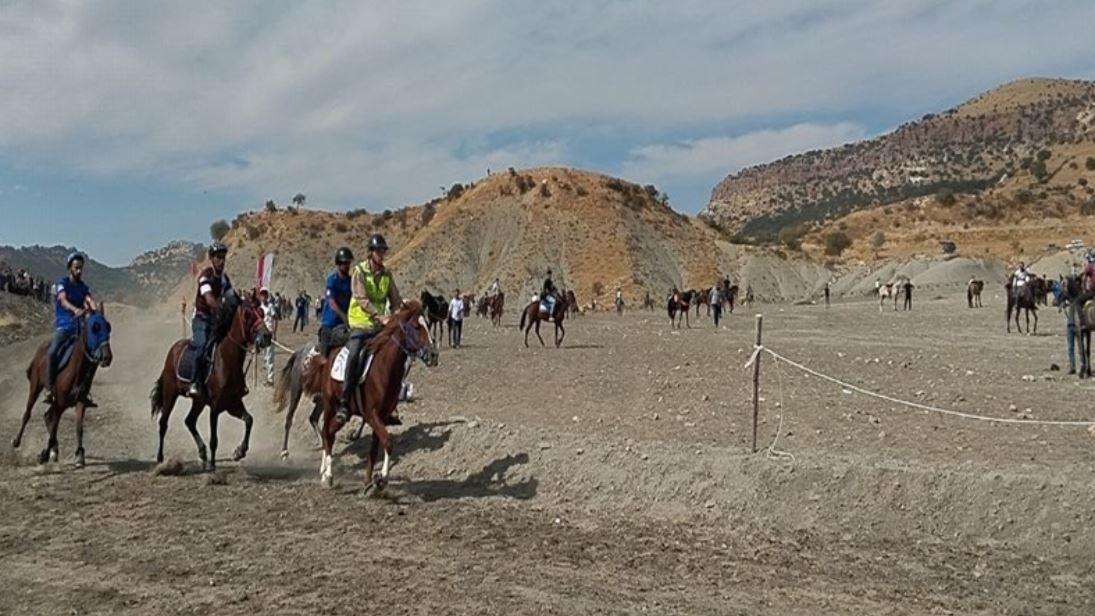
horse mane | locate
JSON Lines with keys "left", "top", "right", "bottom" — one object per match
{"left": 366, "top": 301, "right": 423, "bottom": 355}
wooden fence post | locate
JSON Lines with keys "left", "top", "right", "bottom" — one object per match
{"left": 751, "top": 314, "right": 763, "bottom": 453}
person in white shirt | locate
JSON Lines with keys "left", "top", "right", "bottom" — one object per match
{"left": 448, "top": 288, "right": 465, "bottom": 348}
{"left": 259, "top": 288, "right": 278, "bottom": 385}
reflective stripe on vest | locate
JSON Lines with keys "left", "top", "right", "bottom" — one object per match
{"left": 347, "top": 262, "right": 391, "bottom": 329}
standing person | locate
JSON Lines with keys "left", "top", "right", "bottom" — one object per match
{"left": 314, "top": 294, "right": 323, "bottom": 320}
{"left": 44, "top": 251, "right": 97, "bottom": 404}
{"left": 293, "top": 291, "right": 307, "bottom": 333}
{"left": 338, "top": 234, "right": 403, "bottom": 425}
{"left": 260, "top": 289, "right": 278, "bottom": 386}
{"left": 189, "top": 243, "right": 232, "bottom": 397}
{"left": 902, "top": 279, "right": 914, "bottom": 311}
{"left": 615, "top": 287, "right": 624, "bottom": 315}
{"left": 318, "top": 248, "right": 353, "bottom": 356}
{"left": 710, "top": 285, "right": 722, "bottom": 327}
{"left": 824, "top": 282, "right": 831, "bottom": 308}
{"left": 1081, "top": 252, "right": 1095, "bottom": 292}
{"left": 449, "top": 288, "right": 465, "bottom": 348}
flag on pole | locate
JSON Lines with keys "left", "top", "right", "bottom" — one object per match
{"left": 256, "top": 253, "right": 274, "bottom": 291}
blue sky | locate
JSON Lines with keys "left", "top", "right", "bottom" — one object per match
{"left": 1, "top": 1, "right": 1094, "bottom": 265}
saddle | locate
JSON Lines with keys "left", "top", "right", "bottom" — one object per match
{"left": 329, "top": 346, "right": 372, "bottom": 384}
{"left": 176, "top": 342, "right": 217, "bottom": 383}
{"left": 539, "top": 295, "right": 556, "bottom": 317}
{"left": 52, "top": 336, "right": 80, "bottom": 375}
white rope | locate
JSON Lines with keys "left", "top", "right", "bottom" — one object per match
{"left": 270, "top": 339, "right": 296, "bottom": 353}
{"left": 766, "top": 352, "right": 795, "bottom": 463}
{"left": 761, "top": 346, "right": 1095, "bottom": 427}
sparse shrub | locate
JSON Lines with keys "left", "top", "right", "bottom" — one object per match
{"left": 1032, "top": 160, "right": 1048, "bottom": 182}
{"left": 1080, "top": 178, "right": 1089, "bottom": 187}
{"left": 1015, "top": 190, "right": 1035, "bottom": 205}
{"left": 576, "top": 186, "right": 588, "bottom": 197}
{"left": 871, "top": 231, "right": 885, "bottom": 251}
{"left": 421, "top": 202, "right": 437, "bottom": 225}
{"left": 592, "top": 281, "right": 605, "bottom": 296}
{"left": 516, "top": 175, "right": 535, "bottom": 194}
{"left": 823, "top": 234, "right": 849, "bottom": 258}
{"left": 346, "top": 208, "right": 368, "bottom": 220}
{"left": 379, "top": 209, "right": 393, "bottom": 224}
{"left": 209, "top": 220, "right": 230, "bottom": 241}
{"left": 644, "top": 184, "right": 658, "bottom": 199}
{"left": 447, "top": 183, "right": 465, "bottom": 200}
{"left": 1086, "top": 157, "right": 1095, "bottom": 171}
{"left": 334, "top": 222, "right": 348, "bottom": 233}
{"left": 539, "top": 181, "right": 551, "bottom": 198}
{"left": 1081, "top": 200, "right": 1095, "bottom": 216}
{"left": 935, "top": 190, "right": 956, "bottom": 207}
{"left": 246, "top": 225, "right": 261, "bottom": 240}
{"left": 1037, "top": 149, "right": 1052, "bottom": 161}
{"left": 265, "top": 200, "right": 278, "bottom": 212}
{"left": 777, "top": 225, "right": 805, "bottom": 250}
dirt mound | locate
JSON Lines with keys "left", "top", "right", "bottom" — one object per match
{"left": 0, "top": 293, "right": 50, "bottom": 346}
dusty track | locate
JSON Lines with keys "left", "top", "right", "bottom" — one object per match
{"left": 2, "top": 295, "right": 1094, "bottom": 614}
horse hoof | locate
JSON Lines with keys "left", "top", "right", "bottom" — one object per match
{"left": 232, "top": 447, "right": 247, "bottom": 462}
{"left": 50, "top": 450, "right": 59, "bottom": 463}
{"left": 203, "top": 460, "right": 215, "bottom": 472}
{"left": 280, "top": 450, "right": 290, "bottom": 460}
{"left": 321, "top": 476, "right": 334, "bottom": 489}
{"left": 74, "top": 453, "right": 85, "bottom": 469}
{"left": 38, "top": 450, "right": 50, "bottom": 465}
{"left": 11, "top": 437, "right": 20, "bottom": 449}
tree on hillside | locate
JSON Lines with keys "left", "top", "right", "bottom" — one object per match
{"left": 824, "top": 231, "right": 852, "bottom": 257}
{"left": 592, "top": 281, "right": 605, "bottom": 297}
{"left": 871, "top": 231, "right": 886, "bottom": 253}
{"left": 265, "top": 199, "right": 278, "bottom": 212}
{"left": 210, "top": 220, "right": 230, "bottom": 241}
{"left": 1086, "top": 157, "right": 1095, "bottom": 171}
{"left": 292, "top": 193, "right": 306, "bottom": 207}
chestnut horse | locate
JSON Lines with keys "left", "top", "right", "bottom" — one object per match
{"left": 489, "top": 291, "right": 505, "bottom": 327}
{"left": 12, "top": 309, "right": 114, "bottom": 467}
{"left": 150, "top": 290, "right": 271, "bottom": 469}
{"left": 304, "top": 301, "right": 438, "bottom": 491}
{"left": 521, "top": 294, "right": 567, "bottom": 347}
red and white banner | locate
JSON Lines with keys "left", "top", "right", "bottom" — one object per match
{"left": 256, "top": 253, "right": 274, "bottom": 291}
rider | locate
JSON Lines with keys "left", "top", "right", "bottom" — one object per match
{"left": 1082, "top": 251, "right": 1095, "bottom": 292}
{"left": 189, "top": 242, "right": 232, "bottom": 397}
{"left": 44, "top": 251, "right": 97, "bottom": 404}
{"left": 338, "top": 234, "right": 403, "bottom": 425}
{"left": 541, "top": 269, "right": 557, "bottom": 312}
{"left": 488, "top": 277, "right": 501, "bottom": 297}
{"left": 1013, "top": 261, "right": 1030, "bottom": 294}
{"left": 318, "top": 247, "right": 354, "bottom": 357}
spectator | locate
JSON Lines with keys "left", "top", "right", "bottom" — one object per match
{"left": 259, "top": 289, "right": 278, "bottom": 386}
{"left": 293, "top": 291, "right": 308, "bottom": 333}
{"left": 710, "top": 285, "right": 722, "bottom": 327}
{"left": 448, "top": 288, "right": 465, "bottom": 348}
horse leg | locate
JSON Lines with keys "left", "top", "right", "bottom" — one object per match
{"left": 228, "top": 401, "right": 253, "bottom": 462}
{"left": 12, "top": 373, "right": 43, "bottom": 449}
{"left": 306, "top": 399, "right": 324, "bottom": 450}
{"left": 281, "top": 381, "right": 304, "bottom": 459}
{"left": 207, "top": 408, "right": 222, "bottom": 471}
{"left": 73, "top": 401, "right": 87, "bottom": 468}
{"left": 556, "top": 321, "right": 565, "bottom": 348}
{"left": 1032, "top": 309, "right": 1038, "bottom": 335}
{"left": 183, "top": 399, "right": 209, "bottom": 469}
{"left": 156, "top": 387, "right": 179, "bottom": 464}
{"left": 363, "top": 416, "right": 393, "bottom": 493}
{"left": 318, "top": 402, "right": 336, "bottom": 488}
{"left": 39, "top": 405, "right": 61, "bottom": 465}
{"left": 534, "top": 320, "right": 545, "bottom": 346}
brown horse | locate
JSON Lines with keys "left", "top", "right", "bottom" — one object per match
{"left": 521, "top": 294, "right": 567, "bottom": 347}
{"left": 695, "top": 287, "right": 712, "bottom": 317}
{"left": 1005, "top": 280, "right": 1038, "bottom": 334}
{"left": 306, "top": 301, "right": 438, "bottom": 491}
{"left": 489, "top": 291, "right": 505, "bottom": 326}
{"left": 12, "top": 309, "right": 114, "bottom": 467}
{"left": 563, "top": 289, "right": 578, "bottom": 317}
{"left": 967, "top": 280, "right": 984, "bottom": 308}
{"left": 667, "top": 289, "right": 694, "bottom": 329}
{"left": 150, "top": 290, "right": 271, "bottom": 469}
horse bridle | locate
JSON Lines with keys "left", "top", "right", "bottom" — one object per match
{"left": 224, "top": 304, "right": 267, "bottom": 351}
{"left": 394, "top": 319, "right": 433, "bottom": 365}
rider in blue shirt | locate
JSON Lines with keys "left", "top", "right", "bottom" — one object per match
{"left": 317, "top": 247, "right": 354, "bottom": 356}
{"left": 45, "top": 251, "right": 97, "bottom": 404}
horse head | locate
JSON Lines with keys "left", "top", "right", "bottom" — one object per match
{"left": 388, "top": 300, "right": 439, "bottom": 367}
{"left": 84, "top": 308, "right": 113, "bottom": 367}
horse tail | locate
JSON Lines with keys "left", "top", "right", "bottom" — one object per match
{"left": 272, "top": 348, "right": 298, "bottom": 414}
{"left": 520, "top": 305, "right": 528, "bottom": 330}
{"left": 150, "top": 376, "right": 163, "bottom": 422}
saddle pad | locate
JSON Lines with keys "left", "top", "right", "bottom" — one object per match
{"left": 176, "top": 342, "right": 216, "bottom": 383}
{"left": 55, "top": 337, "right": 78, "bottom": 375}
{"left": 329, "top": 347, "right": 371, "bottom": 384}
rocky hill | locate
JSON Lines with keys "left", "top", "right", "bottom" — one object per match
{"left": 704, "top": 78, "right": 1095, "bottom": 237}
{"left": 188, "top": 167, "right": 833, "bottom": 308}
{"left": 0, "top": 241, "right": 201, "bottom": 305}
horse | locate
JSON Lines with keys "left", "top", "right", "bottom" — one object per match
{"left": 878, "top": 283, "right": 901, "bottom": 312}
{"left": 12, "top": 309, "right": 114, "bottom": 467}
{"left": 420, "top": 291, "right": 448, "bottom": 345}
{"left": 667, "top": 290, "right": 694, "bottom": 329}
{"left": 150, "top": 290, "right": 271, "bottom": 469}
{"left": 1005, "top": 279, "right": 1038, "bottom": 334}
{"left": 462, "top": 294, "right": 475, "bottom": 318}
{"left": 270, "top": 339, "right": 370, "bottom": 459}
{"left": 695, "top": 287, "right": 712, "bottom": 317}
{"left": 476, "top": 296, "right": 490, "bottom": 318}
{"left": 305, "top": 301, "right": 438, "bottom": 491}
{"left": 521, "top": 293, "right": 567, "bottom": 347}
{"left": 642, "top": 292, "right": 655, "bottom": 311}
{"left": 489, "top": 291, "right": 505, "bottom": 327}
{"left": 1056, "top": 275, "right": 1093, "bottom": 377}
{"left": 723, "top": 284, "right": 739, "bottom": 313}
{"left": 564, "top": 290, "right": 578, "bottom": 317}
{"left": 967, "top": 280, "right": 984, "bottom": 308}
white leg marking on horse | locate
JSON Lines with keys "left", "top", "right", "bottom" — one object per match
{"left": 381, "top": 450, "right": 390, "bottom": 478}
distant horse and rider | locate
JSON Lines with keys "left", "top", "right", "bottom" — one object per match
{"left": 521, "top": 290, "right": 568, "bottom": 347}
{"left": 1006, "top": 264, "right": 1040, "bottom": 334}
{"left": 667, "top": 288, "right": 695, "bottom": 329}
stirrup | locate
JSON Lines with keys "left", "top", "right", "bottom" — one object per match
{"left": 42, "top": 390, "right": 56, "bottom": 405}
{"left": 335, "top": 403, "right": 351, "bottom": 424}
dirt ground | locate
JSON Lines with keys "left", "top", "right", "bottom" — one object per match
{"left": 2, "top": 293, "right": 1094, "bottom": 615}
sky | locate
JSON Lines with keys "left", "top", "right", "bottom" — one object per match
{"left": 1, "top": 1, "right": 1094, "bottom": 265}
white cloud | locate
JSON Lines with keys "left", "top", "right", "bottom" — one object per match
{"left": 621, "top": 123, "right": 868, "bottom": 181}
{"left": 0, "top": 0, "right": 1093, "bottom": 209}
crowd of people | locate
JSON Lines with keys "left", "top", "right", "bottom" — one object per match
{"left": 0, "top": 261, "right": 52, "bottom": 303}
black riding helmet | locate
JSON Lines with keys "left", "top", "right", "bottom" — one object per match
{"left": 66, "top": 251, "right": 86, "bottom": 268}
{"left": 208, "top": 242, "right": 228, "bottom": 257}
{"left": 335, "top": 246, "right": 354, "bottom": 264}
{"left": 367, "top": 234, "right": 388, "bottom": 252}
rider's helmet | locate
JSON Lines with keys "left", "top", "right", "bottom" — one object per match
{"left": 335, "top": 247, "right": 354, "bottom": 264}
{"left": 367, "top": 234, "right": 388, "bottom": 253}
{"left": 66, "top": 251, "right": 86, "bottom": 268}
{"left": 208, "top": 242, "right": 228, "bottom": 258}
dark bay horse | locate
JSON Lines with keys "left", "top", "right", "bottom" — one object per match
{"left": 420, "top": 291, "right": 447, "bottom": 345}
{"left": 1006, "top": 280, "right": 1038, "bottom": 334}
{"left": 489, "top": 291, "right": 505, "bottom": 326}
{"left": 667, "top": 289, "right": 694, "bottom": 329}
{"left": 12, "top": 310, "right": 113, "bottom": 467}
{"left": 305, "top": 301, "right": 438, "bottom": 491}
{"left": 521, "top": 294, "right": 567, "bottom": 347}
{"left": 967, "top": 280, "right": 984, "bottom": 308}
{"left": 1059, "top": 275, "right": 1094, "bottom": 377}
{"left": 150, "top": 290, "right": 271, "bottom": 469}
{"left": 695, "top": 287, "right": 711, "bottom": 317}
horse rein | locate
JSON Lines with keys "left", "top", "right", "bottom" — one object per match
{"left": 394, "top": 320, "right": 432, "bottom": 365}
